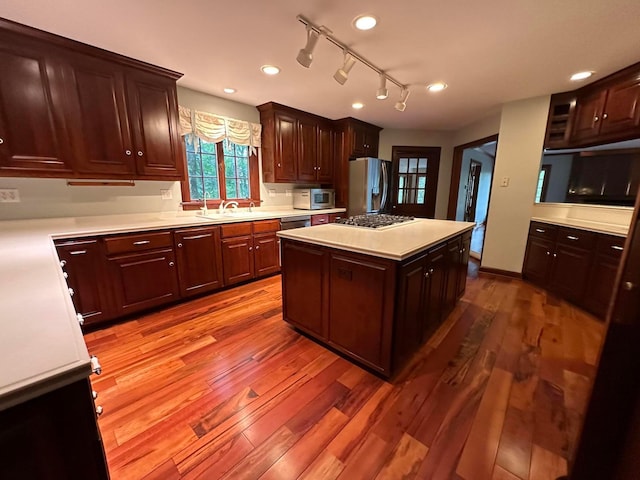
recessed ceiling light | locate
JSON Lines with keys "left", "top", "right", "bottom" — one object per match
{"left": 261, "top": 65, "right": 280, "bottom": 75}
{"left": 427, "top": 82, "right": 447, "bottom": 92}
{"left": 353, "top": 15, "right": 377, "bottom": 31}
{"left": 570, "top": 71, "right": 594, "bottom": 81}
{"left": 223, "top": 88, "right": 236, "bottom": 94}
{"left": 352, "top": 102, "right": 364, "bottom": 110}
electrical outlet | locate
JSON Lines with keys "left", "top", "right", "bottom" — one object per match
{"left": 0, "top": 188, "right": 20, "bottom": 203}
{"left": 268, "top": 189, "right": 276, "bottom": 198}
{"left": 500, "top": 177, "right": 510, "bottom": 187}
{"left": 285, "top": 189, "right": 292, "bottom": 197}
{"left": 160, "top": 189, "right": 172, "bottom": 200}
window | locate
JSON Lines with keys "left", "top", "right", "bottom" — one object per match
{"left": 181, "top": 134, "right": 259, "bottom": 208}
{"left": 391, "top": 146, "right": 440, "bottom": 218}
{"left": 535, "top": 164, "right": 551, "bottom": 203}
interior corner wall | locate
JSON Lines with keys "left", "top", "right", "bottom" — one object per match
{"left": 481, "top": 95, "right": 551, "bottom": 273}
{"left": 378, "top": 129, "right": 454, "bottom": 219}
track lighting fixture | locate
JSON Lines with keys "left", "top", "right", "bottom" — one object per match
{"left": 334, "top": 51, "right": 357, "bottom": 85}
{"left": 296, "top": 15, "right": 423, "bottom": 113}
{"left": 296, "top": 26, "right": 321, "bottom": 68}
{"left": 395, "top": 88, "right": 410, "bottom": 112}
{"left": 376, "top": 74, "right": 388, "bottom": 100}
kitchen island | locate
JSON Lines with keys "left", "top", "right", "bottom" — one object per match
{"left": 277, "top": 218, "right": 475, "bottom": 377}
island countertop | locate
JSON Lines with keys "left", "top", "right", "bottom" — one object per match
{"left": 277, "top": 218, "right": 476, "bottom": 261}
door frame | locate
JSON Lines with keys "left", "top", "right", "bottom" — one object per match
{"left": 390, "top": 145, "right": 441, "bottom": 218}
{"left": 446, "top": 134, "right": 498, "bottom": 220}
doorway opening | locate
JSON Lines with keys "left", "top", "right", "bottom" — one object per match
{"left": 447, "top": 135, "right": 498, "bottom": 260}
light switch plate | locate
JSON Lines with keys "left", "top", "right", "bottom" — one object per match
{"left": 0, "top": 188, "right": 20, "bottom": 203}
{"left": 160, "top": 189, "right": 172, "bottom": 200}
{"left": 500, "top": 177, "right": 510, "bottom": 187}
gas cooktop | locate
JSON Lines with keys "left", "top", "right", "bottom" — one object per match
{"left": 334, "top": 214, "right": 416, "bottom": 229}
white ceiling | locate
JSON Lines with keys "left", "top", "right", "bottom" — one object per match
{"left": 2, "top": 0, "right": 640, "bottom": 131}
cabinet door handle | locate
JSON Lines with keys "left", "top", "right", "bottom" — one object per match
{"left": 566, "top": 235, "right": 579, "bottom": 241}
{"left": 546, "top": 251, "right": 550, "bottom": 255}
{"left": 183, "top": 234, "right": 212, "bottom": 240}
{"left": 424, "top": 271, "right": 430, "bottom": 278}
{"left": 255, "top": 245, "right": 260, "bottom": 250}
{"left": 125, "top": 150, "right": 132, "bottom": 156}
{"left": 70, "top": 250, "right": 87, "bottom": 255}
{"left": 137, "top": 150, "right": 144, "bottom": 156}
{"left": 535, "top": 228, "right": 545, "bottom": 233}
{"left": 429, "top": 268, "right": 434, "bottom": 274}
{"left": 594, "top": 115, "right": 599, "bottom": 122}
{"left": 168, "top": 261, "right": 175, "bottom": 267}
{"left": 133, "top": 240, "right": 150, "bottom": 246}
{"left": 553, "top": 253, "right": 557, "bottom": 257}
{"left": 277, "top": 163, "right": 281, "bottom": 167}
{"left": 90, "top": 355, "right": 102, "bottom": 375}
{"left": 611, "top": 245, "right": 624, "bottom": 251}
{"left": 95, "top": 405, "right": 104, "bottom": 417}
{"left": 63, "top": 272, "right": 69, "bottom": 279}
{"left": 249, "top": 246, "right": 253, "bottom": 251}
{"left": 0, "top": 138, "right": 4, "bottom": 145}
{"left": 60, "top": 260, "right": 67, "bottom": 268}
{"left": 623, "top": 281, "right": 636, "bottom": 291}
{"left": 68, "top": 287, "right": 74, "bottom": 297}
{"left": 177, "top": 243, "right": 183, "bottom": 248}
{"left": 77, "top": 313, "right": 84, "bottom": 326}
{"left": 603, "top": 113, "right": 608, "bottom": 119}
{"left": 92, "top": 390, "right": 98, "bottom": 400}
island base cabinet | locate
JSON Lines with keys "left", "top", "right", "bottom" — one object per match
{"left": 0, "top": 378, "right": 109, "bottom": 480}
{"left": 328, "top": 254, "right": 395, "bottom": 373}
{"left": 281, "top": 241, "right": 327, "bottom": 337}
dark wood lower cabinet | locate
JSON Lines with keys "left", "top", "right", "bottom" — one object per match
{"left": 0, "top": 378, "right": 109, "bottom": 480}
{"left": 108, "top": 248, "right": 179, "bottom": 316}
{"left": 221, "top": 235, "right": 255, "bottom": 286}
{"left": 281, "top": 230, "right": 471, "bottom": 377}
{"left": 253, "top": 233, "right": 280, "bottom": 277}
{"left": 522, "top": 221, "right": 625, "bottom": 318}
{"left": 174, "top": 226, "right": 223, "bottom": 297}
{"left": 55, "top": 238, "right": 114, "bottom": 325}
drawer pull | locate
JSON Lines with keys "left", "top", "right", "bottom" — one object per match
{"left": 566, "top": 235, "right": 579, "bottom": 241}
{"left": 70, "top": 250, "right": 87, "bottom": 255}
{"left": 133, "top": 240, "right": 151, "bottom": 246}
{"left": 183, "top": 234, "right": 212, "bottom": 240}
{"left": 535, "top": 228, "right": 545, "bottom": 233}
{"left": 60, "top": 260, "right": 67, "bottom": 268}
{"left": 611, "top": 245, "right": 624, "bottom": 251}
{"left": 77, "top": 313, "right": 84, "bottom": 325}
{"left": 95, "top": 405, "right": 104, "bottom": 417}
{"left": 68, "top": 287, "right": 74, "bottom": 297}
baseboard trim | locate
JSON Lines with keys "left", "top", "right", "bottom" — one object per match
{"left": 479, "top": 266, "right": 522, "bottom": 279}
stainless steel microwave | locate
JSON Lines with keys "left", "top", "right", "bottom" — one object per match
{"left": 293, "top": 188, "right": 335, "bottom": 210}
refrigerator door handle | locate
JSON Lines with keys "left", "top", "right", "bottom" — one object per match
{"left": 380, "top": 161, "right": 389, "bottom": 212}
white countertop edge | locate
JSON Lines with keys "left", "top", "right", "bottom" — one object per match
{"left": 277, "top": 223, "right": 475, "bottom": 261}
{"left": 531, "top": 216, "right": 628, "bottom": 237}
{"left": 0, "top": 360, "right": 91, "bottom": 412}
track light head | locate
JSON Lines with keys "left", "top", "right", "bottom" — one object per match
{"left": 333, "top": 52, "right": 357, "bottom": 85}
{"left": 394, "top": 88, "right": 410, "bottom": 112}
{"left": 376, "top": 74, "right": 388, "bottom": 100}
{"left": 296, "top": 27, "right": 320, "bottom": 68}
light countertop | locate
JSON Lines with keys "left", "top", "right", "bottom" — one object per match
{"left": 277, "top": 219, "right": 476, "bottom": 260}
{"left": 531, "top": 217, "right": 628, "bottom": 237}
{"left": 0, "top": 207, "right": 343, "bottom": 411}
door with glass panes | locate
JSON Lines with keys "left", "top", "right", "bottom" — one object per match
{"left": 390, "top": 146, "right": 440, "bottom": 217}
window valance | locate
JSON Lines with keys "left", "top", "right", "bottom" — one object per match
{"left": 178, "top": 106, "right": 262, "bottom": 154}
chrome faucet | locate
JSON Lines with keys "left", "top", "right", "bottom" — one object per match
{"left": 219, "top": 200, "right": 239, "bottom": 214}
{"left": 200, "top": 191, "right": 208, "bottom": 216}
{"left": 249, "top": 201, "right": 256, "bottom": 213}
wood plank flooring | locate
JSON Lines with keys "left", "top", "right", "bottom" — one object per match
{"left": 84, "top": 266, "right": 604, "bottom": 480}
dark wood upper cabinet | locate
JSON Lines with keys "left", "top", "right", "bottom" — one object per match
{"left": 599, "top": 74, "right": 640, "bottom": 136}
{"left": 258, "top": 102, "right": 338, "bottom": 184}
{"left": 544, "top": 92, "right": 577, "bottom": 149}
{"left": 63, "top": 54, "right": 135, "bottom": 176}
{"left": 126, "top": 69, "right": 182, "bottom": 178}
{"left": 0, "top": 18, "right": 184, "bottom": 180}
{"left": 571, "top": 89, "right": 608, "bottom": 143}
{"left": 174, "top": 226, "right": 224, "bottom": 297}
{"left": 0, "top": 32, "right": 73, "bottom": 175}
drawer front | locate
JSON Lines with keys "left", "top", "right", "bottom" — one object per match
{"left": 253, "top": 219, "right": 280, "bottom": 234}
{"left": 529, "top": 221, "right": 558, "bottom": 240}
{"left": 221, "top": 222, "right": 252, "bottom": 238}
{"left": 557, "top": 227, "right": 596, "bottom": 250}
{"left": 104, "top": 231, "right": 172, "bottom": 255}
{"left": 311, "top": 214, "right": 330, "bottom": 226}
{"left": 596, "top": 233, "right": 626, "bottom": 259}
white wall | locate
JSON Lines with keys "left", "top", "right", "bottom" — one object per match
{"left": 481, "top": 95, "right": 551, "bottom": 273}
{"left": 378, "top": 129, "right": 453, "bottom": 219}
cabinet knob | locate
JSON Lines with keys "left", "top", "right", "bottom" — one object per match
{"left": 255, "top": 245, "right": 260, "bottom": 250}
{"left": 430, "top": 268, "right": 434, "bottom": 274}
{"left": 546, "top": 251, "right": 550, "bottom": 256}
{"left": 277, "top": 163, "right": 281, "bottom": 167}
{"left": 63, "top": 271, "right": 69, "bottom": 279}
{"left": 177, "top": 243, "right": 183, "bottom": 248}
{"left": 553, "top": 253, "right": 557, "bottom": 258}
{"left": 90, "top": 355, "right": 102, "bottom": 375}
{"left": 92, "top": 390, "right": 98, "bottom": 400}
{"left": 424, "top": 271, "right": 430, "bottom": 278}
{"left": 60, "top": 260, "right": 67, "bottom": 268}
{"left": 603, "top": 113, "right": 608, "bottom": 119}
{"left": 594, "top": 115, "right": 599, "bottom": 122}
{"left": 68, "top": 287, "right": 74, "bottom": 297}
{"left": 0, "top": 138, "right": 4, "bottom": 145}
{"left": 125, "top": 150, "right": 132, "bottom": 156}
{"left": 95, "top": 405, "right": 104, "bottom": 417}
{"left": 137, "top": 150, "right": 144, "bottom": 156}
{"left": 77, "top": 313, "right": 84, "bottom": 326}
{"left": 623, "top": 281, "right": 636, "bottom": 291}
{"left": 169, "top": 261, "right": 175, "bottom": 267}
{"left": 249, "top": 246, "right": 253, "bottom": 251}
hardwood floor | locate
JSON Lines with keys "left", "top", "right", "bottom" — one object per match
{"left": 84, "top": 267, "right": 604, "bottom": 480}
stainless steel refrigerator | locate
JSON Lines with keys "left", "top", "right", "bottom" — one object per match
{"left": 348, "top": 157, "right": 393, "bottom": 216}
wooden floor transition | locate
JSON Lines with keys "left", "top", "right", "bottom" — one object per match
{"left": 85, "top": 265, "right": 605, "bottom": 480}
